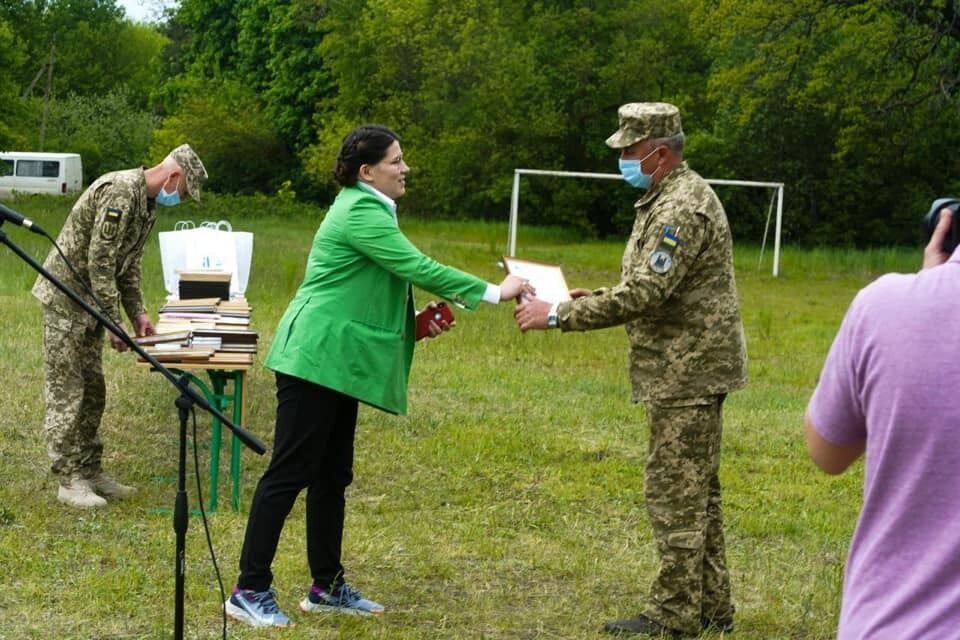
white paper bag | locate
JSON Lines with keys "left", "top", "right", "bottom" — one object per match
{"left": 158, "top": 220, "right": 254, "bottom": 296}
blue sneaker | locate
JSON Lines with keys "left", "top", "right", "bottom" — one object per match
{"left": 224, "top": 587, "right": 295, "bottom": 627}
{"left": 299, "top": 583, "right": 385, "bottom": 616}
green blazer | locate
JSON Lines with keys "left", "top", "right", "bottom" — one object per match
{"left": 265, "top": 185, "right": 489, "bottom": 414}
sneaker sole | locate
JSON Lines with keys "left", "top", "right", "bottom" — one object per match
{"left": 299, "top": 598, "right": 383, "bottom": 617}
{"left": 224, "top": 599, "right": 295, "bottom": 628}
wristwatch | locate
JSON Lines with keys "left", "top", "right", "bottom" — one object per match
{"left": 547, "top": 306, "right": 558, "bottom": 328}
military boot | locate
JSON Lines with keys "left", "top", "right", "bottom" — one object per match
{"left": 602, "top": 614, "right": 685, "bottom": 638}
{"left": 90, "top": 472, "right": 136, "bottom": 499}
{"left": 58, "top": 478, "right": 107, "bottom": 508}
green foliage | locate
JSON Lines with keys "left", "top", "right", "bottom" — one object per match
{"left": 150, "top": 78, "right": 296, "bottom": 194}
{"left": 307, "top": 0, "right": 710, "bottom": 236}
{"left": 236, "top": 0, "right": 334, "bottom": 149}
{"left": 163, "top": 0, "right": 334, "bottom": 149}
{"left": 2, "top": 1, "right": 168, "bottom": 105}
{"left": 5, "top": 1, "right": 960, "bottom": 246}
{"left": 0, "top": 17, "right": 28, "bottom": 148}
{"left": 22, "top": 86, "right": 158, "bottom": 181}
{"left": 155, "top": 0, "right": 960, "bottom": 243}
{"left": 693, "top": 0, "right": 960, "bottom": 246}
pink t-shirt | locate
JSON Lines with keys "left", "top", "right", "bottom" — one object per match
{"left": 808, "top": 254, "right": 960, "bottom": 640}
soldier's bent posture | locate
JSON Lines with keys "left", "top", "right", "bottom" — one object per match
{"left": 515, "top": 103, "right": 747, "bottom": 638}
{"left": 32, "top": 144, "right": 207, "bottom": 508}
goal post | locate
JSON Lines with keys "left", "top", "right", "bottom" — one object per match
{"left": 507, "top": 169, "right": 785, "bottom": 276}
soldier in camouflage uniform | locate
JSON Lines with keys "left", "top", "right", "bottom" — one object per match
{"left": 32, "top": 144, "right": 208, "bottom": 508}
{"left": 515, "top": 103, "right": 747, "bottom": 637}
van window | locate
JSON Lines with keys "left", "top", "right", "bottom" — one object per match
{"left": 0, "top": 159, "right": 12, "bottom": 176}
{"left": 16, "top": 160, "right": 60, "bottom": 178}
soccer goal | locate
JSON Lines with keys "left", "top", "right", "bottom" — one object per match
{"left": 507, "top": 169, "right": 785, "bottom": 276}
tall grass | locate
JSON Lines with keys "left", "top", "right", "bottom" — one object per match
{"left": 0, "top": 194, "right": 921, "bottom": 639}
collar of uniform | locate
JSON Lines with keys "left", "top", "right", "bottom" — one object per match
{"left": 635, "top": 160, "right": 690, "bottom": 207}
{"left": 356, "top": 182, "right": 398, "bottom": 220}
{"left": 136, "top": 167, "right": 155, "bottom": 212}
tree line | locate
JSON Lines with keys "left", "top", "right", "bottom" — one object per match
{"left": 2, "top": 0, "right": 959, "bottom": 246}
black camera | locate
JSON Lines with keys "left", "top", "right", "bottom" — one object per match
{"left": 923, "top": 198, "right": 960, "bottom": 254}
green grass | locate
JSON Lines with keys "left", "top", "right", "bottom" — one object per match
{"left": 0, "top": 195, "right": 923, "bottom": 639}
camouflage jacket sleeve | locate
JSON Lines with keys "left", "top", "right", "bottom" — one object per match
{"left": 87, "top": 183, "right": 141, "bottom": 324}
{"left": 117, "top": 250, "right": 146, "bottom": 321}
{"left": 558, "top": 200, "right": 707, "bottom": 331}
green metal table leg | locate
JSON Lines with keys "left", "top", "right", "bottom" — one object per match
{"left": 163, "top": 367, "right": 244, "bottom": 514}
{"left": 230, "top": 370, "right": 244, "bottom": 511}
{"left": 171, "top": 371, "right": 221, "bottom": 513}
{"left": 207, "top": 373, "right": 228, "bottom": 513}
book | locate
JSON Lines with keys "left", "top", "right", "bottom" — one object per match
{"left": 206, "top": 352, "right": 255, "bottom": 365}
{"left": 193, "top": 328, "right": 258, "bottom": 342}
{"left": 134, "top": 330, "right": 192, "bottom": 347}
{"left": 176, "top": 270, "right": 231, "bottom": 282}
{"left": 140, "top": 347, "right": 216, "bottom": 361}
{"left": 179, "top": 281, "right": 230, "bottom": 301}
{"left": 161, "top": 297, "right": 221, "bottom": 308}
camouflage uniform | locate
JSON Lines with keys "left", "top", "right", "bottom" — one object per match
{"left": 557, "top": 103, "right": 747, "bottom": 634}
{"left": 32, "top": 168, "right": 156, "bottom": 483}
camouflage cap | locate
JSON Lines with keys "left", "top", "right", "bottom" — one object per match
{"left": 605, "top": 102, "right": 683, "bottom": 149}
{"left": 166, "top": 144, "right": 208, "bottom": 201}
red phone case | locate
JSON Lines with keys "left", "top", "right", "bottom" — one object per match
{"left": 415, "top": 302, "right": 454, "bottom": 339}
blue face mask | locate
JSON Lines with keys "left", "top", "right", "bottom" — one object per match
{"left": 156, "top": 176, "right": 181, "bottom": 207}
{"left": 618, "top": 146, "right": 661, "bottom": 190}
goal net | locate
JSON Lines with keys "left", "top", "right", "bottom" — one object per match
{"left": 507, "top": 169, "right": 785, "bottom": 276}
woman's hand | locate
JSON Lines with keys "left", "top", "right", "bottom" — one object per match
{"left": 499, "top": 274, "right": 536, "bottom": 301}
{"left": 417, "top": 301, "right": 455, "bottom": 340}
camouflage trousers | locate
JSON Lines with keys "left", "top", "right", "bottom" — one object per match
{"left": 41, "top": 307, "right": 106, "bottom": 484}
{"left": 640, "top": 394, "right": 732, "bottom": 634}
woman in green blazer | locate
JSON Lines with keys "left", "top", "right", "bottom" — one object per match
{"left": 225, "top": 125, "right": 532, "bottom": 627}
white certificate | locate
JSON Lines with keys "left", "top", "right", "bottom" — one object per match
{"left": 502, "top": 256, "right": 571, "bottom": 304}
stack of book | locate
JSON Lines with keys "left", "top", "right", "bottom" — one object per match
{"left": 155, "top": 297, "right": 221, "bottom": 333}
{"left": 138, "top": 297, "right": 257, "bottom": 366}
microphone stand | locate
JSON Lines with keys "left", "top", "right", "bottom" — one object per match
{"left": 0, "top": 218, "right": 266, "bottom": 640}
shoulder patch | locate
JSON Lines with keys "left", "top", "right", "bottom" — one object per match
{"left": 648, "top": 224, "right": 680, "bottom": 274}
{"left": 650, "top": 250, "right": 673, "bottom": 273}
{"left": 100, "top": 207, "right": 123, "bottom": 241}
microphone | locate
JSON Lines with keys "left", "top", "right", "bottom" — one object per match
{"left": 0, "top": 202, "right": 47, "bottom": 235}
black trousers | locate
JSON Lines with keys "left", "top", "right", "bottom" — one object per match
{"left": 237, "top": 372, "right": 359, "bottom": 592}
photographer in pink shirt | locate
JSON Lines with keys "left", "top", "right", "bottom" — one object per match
{"left": 805, "top": 208, "right": 960, "bottom": 639}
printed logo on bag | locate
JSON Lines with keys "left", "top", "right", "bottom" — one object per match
{"left": 159, "top": 219, "right": 254, "bottom": 297}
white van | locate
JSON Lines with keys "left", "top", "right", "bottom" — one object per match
{"left": 0, "top": 152, "right": 83, "bottom": 198}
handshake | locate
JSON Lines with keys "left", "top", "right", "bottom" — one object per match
{"left": 417, "top": 273, "right": 592, "bottom": 341}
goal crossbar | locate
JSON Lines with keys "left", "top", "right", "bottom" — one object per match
{"left": 508, "top": 169, "right": 785, "bottom": 276}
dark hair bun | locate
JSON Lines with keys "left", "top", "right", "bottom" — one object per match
{"left": 331, "top": 125, "right": 400, "bottom": 187}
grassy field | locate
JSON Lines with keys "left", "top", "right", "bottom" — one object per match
{"left": 0, "top": 195, "right": 923, "bottom": 639}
